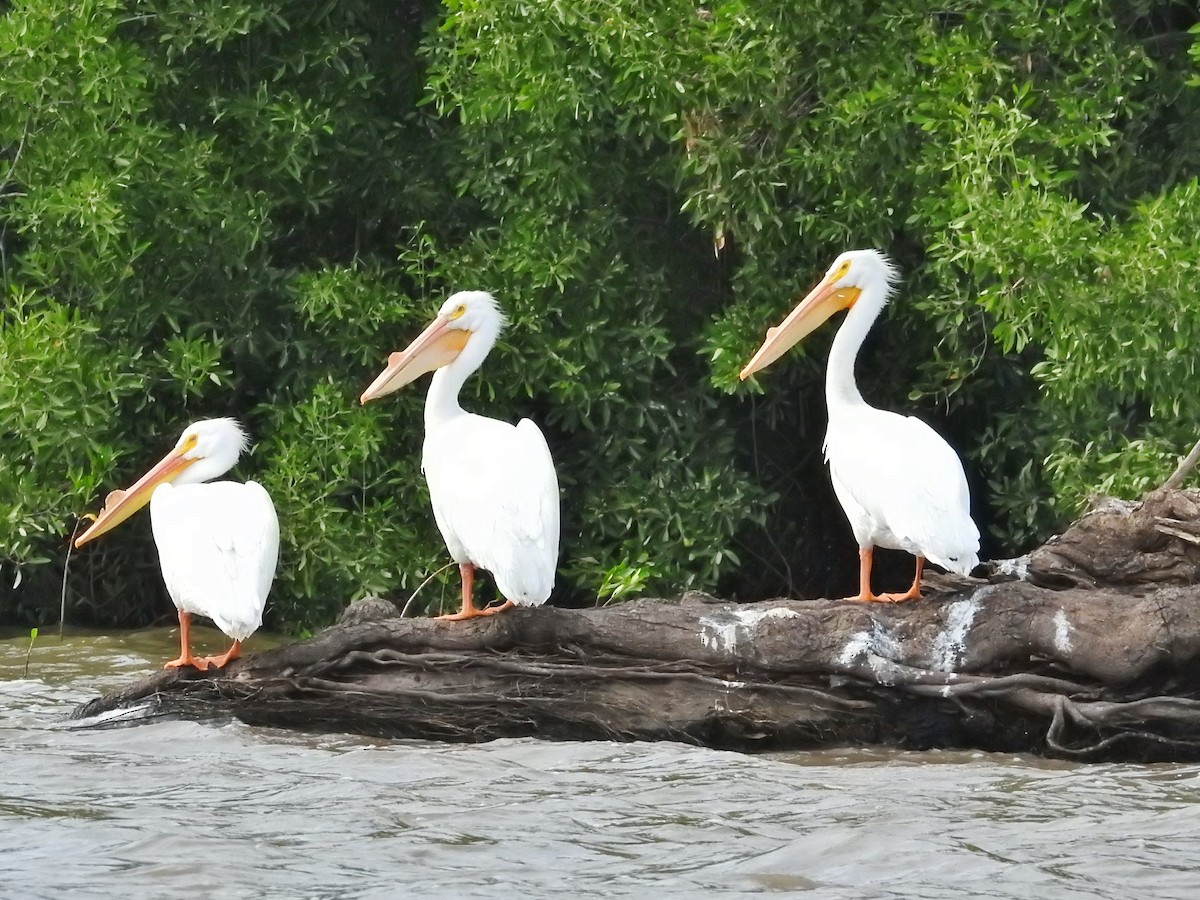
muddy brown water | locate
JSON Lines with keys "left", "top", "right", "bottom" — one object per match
{"left": 2, "top": 627, "right": 1199, "bottom": 899}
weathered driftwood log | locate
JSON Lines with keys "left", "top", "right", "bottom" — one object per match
{"left": 1001, "top": 488, "right": 1200, "bottom": 589}
{"left": 73, "top": 489, "right": 1200, "bottom": 762}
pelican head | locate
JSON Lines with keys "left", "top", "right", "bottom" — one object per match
{"left": 74, "top": 418, "right": 248, "bottom": 548}
{"left": 739, "top": 249, "right": 899, "bottom": 380}
{"left": 360, "top": 290, "right": 505, "bottom": 403}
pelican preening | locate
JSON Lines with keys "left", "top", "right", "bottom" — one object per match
{"left": 361, "top": 290, "right": 561, "bottom": 620}
{"left": 741, "top": 249, "right": 980, "bottom": 602}
{"left": 75, "top": 418, "right": 279, "bottom": 668}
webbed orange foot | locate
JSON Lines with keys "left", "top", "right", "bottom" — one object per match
{"left": 194, "top": 640, "right": 242, "bottom": 670}
{"left": 842, "top": 591, "right": 877, "bottom": 603}
{"left": 164, "top": 655, "right": 209, "bottom": 671}
{"left": 437, "top": 599, "right": 516, "bottom": 620}
{"left": 879, "top": 557, "right": 925, "bottom": 603}
{"left": 477, "top": 600, "right": 516, "bottom": 617}
{"left": 878, "top": 588, "right": 922, "bottom": 603}
{"left": 437, "top": 607, "right": 488, "bottom": 621}
{"left": 842, "top": 591, "right": 906, "bottom": 603}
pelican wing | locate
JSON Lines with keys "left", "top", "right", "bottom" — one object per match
{"left": 827, "top": 409, "right": 979, "bottom": 574}
{"left": 425, "top": 414, "right": 560, "bottom": 605}
{"left": 150, "top": 480, "right": 280, "bottom": 640}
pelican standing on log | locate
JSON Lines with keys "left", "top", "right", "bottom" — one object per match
{"left": 75, "top": 418, "right": 279, "bottom": 668}
{"left": 360, "top": 291, "right": 560, "bottom": 620}
{"left": 740, "top": 250, "right": 980, "bottom": 602}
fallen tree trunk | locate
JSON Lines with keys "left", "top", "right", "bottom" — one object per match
{"left": 72, "top": 489, "right": 1200, "bottom": 762}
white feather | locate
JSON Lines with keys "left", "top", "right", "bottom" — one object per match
{"left": 150, "top": 480, "right": 279, "bottom": 640}
{"left": 377, "top": 290, "right": 562, "bottom": 609}
{"left": 817, "top": 252, "right": 981, "bottom": 577}
{"left": 826, "top": 407, "right": 979, "bottom": 575}
{"left": 423, "top": 413, "right": 559, "bottom": 605}
{"left": 747, "top": 250, "right": 981, "bottom": 589}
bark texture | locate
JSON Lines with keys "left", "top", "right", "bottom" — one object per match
{"left": 72, "top": 489, "right": 1200, "bottom": 762}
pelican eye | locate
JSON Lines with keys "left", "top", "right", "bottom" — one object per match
{"left": 448, "top": 304, "right": 467, "bottom": 321}
{"left": 181, "top": 433, "right": 199, "bottom": 452}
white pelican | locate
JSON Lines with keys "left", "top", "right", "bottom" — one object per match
{"left": 740, "top": 249, "right": 980, "bottom": 602}
{"left": 75, "top": 418, "right": 279, "bottom": 668}
{"left": 360, "top": 290, "right": 560, "bottom": 620}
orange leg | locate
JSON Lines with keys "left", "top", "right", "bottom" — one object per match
{"left": 438, "top": 562, "right": 482, "bottom": 621}
{"left": 844, "top": 549, "right": 923, "bottom": 604}
{"left": 164, "top": 610, "right": 209, "bottom": 670}
{"left": 437, "top": 563, "right": 518, "bottom": 621}
{"left": 843, "top": 547, "right": 881, "bottom": 602}
{"left": 881, "top": 556, "right": 924, "bottom": 602}
{"left": 195, "top": 640, "right": 243, "bottom": 670}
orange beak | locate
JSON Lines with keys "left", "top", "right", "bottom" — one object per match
{"left": 74, "top": 448, "right": 197, "bottom": 548}
{"left": 360, "top": 316, "right": 472, "bottom": 403}
{"left": 739, "top": 278, "right": 861, "bottom": 380}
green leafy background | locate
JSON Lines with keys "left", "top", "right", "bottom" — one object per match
{"left": 1, "top": 0, "right": 1198, "bottom": 631}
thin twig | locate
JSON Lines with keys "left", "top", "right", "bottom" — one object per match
{"left": 0, "top": 124, "right": 29, "bottom": 198}
{"left": 1161, "top": 436, "right": 1200, "bottom": 491}
{"left": 60, "top": 517, "right": 93, "bottom": 641}
{"left": 0, "top": 125, "right": 31, "bottom": 294}
{"left": 400, "top": 561, "right": 455, "bottom": 617}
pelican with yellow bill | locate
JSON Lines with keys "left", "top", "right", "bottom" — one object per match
{"left": 741, "top": 249, "right": 980, "bottom": 602}
{"left": 75, "top": 418, "right": 279, "bottom": 669}
{"left": 361, "top": 290, "right": 560, "bottom": 621}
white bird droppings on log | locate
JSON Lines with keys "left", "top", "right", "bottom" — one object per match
{"left": 837, "top": 618, "right": 904, "bottom": 684}
{"left": 932, "top": 594, "right": 982, "bottom": 671}
{"left": 1054, "top": 609, "right": 1074, "bottom": 654}
{"left": 699, "top": 605, "right": 801, "bottom": 654}
{"left": 993, "top": 555, "right": 1031, "bottom": 580}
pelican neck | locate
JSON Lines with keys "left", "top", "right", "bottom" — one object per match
{"left": 423, "top": 328, "right": 498, "bottom": 428}
{"left": 425, "top": 366, "right": 468, "bottom": 427}
{"left": 825, "top": 284, "right": 887, "bottom": 415}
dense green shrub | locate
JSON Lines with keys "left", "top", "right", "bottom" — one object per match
{"left": 1, "top": 0, "right": 1198, "bottom": 628}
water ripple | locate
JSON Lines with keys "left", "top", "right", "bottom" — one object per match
{"left": 2, "top": 631, "right": 1200, "bottom": 898}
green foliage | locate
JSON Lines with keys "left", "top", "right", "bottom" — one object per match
{"left": 0, "top": 0, "right": 768, "bottom": 631}
{"left": 432, "top": 0, "right": 1200, "bottom": 567}
{"left": 673, "top": 2, "right": 1200, "bottom": 556}
{"left": 2, "top": 0, "right": 1200, "bottom": 628}
{"left": 0, "top": 292, "right": 143, "bottom": 569}
{"left": 24, "top": 626, "right": 37, "bottom": 677}
{"left": 256, "top": 379, "right": 418, "bottom": 628}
